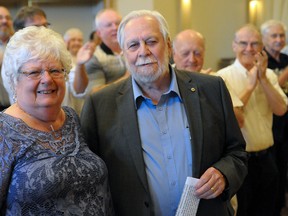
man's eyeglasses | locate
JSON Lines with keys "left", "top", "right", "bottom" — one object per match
{"left": 0, "top": 15, "right": 12, "bottom": 21}
{"left": 234, "top": 41, "right": 261, "bottom": 49}
{"left": 33, "top": 22, "right": 51, "bottom": 28}
{"left": 20, "top": 68, "right": 66, "bottom": 80}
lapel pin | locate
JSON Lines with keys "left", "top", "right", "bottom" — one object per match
{"left": 191, "top": 87, "right": 196, "bottom": 92}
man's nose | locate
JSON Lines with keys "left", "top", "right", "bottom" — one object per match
{"left": 189, "top": 53, "right": 196, "bottom": 62}
{"left": 139, "top": 42, "right": 150, "bottom": 56}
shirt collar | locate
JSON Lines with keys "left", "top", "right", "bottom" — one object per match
{"left": 100, "top": 42, "right": 114, "bottom": 55}
{"left": 234, "top": 59, "right": 249, "bottom": 76}
{"left": 132, "top": 65, "right": 182, "bottom": 109}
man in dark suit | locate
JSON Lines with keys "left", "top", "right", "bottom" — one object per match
{"left": 81, "top": 10, "right": 248, "bottom": 216}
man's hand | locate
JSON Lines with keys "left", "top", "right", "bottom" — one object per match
{"left": 247, "top": 65, "right": 258, "bottom": 91}
{"left": 254, "top": 50, "right": 268, "bottom": 81}
{"left": 194, "top": 167, "right": 226, "bottom": 199}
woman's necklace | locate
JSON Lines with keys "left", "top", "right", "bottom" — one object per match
{"left": 15, "top": 103, "right": 64, "bottom": 140}
{"left": 15, "top": 103, "right": 67, "bottom": 154}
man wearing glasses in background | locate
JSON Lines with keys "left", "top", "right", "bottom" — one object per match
{"left": 217, "top": 24, "right": 287, "bottom": 216}
{"left": 0, "top": 6, "right": 13, "bottom": 111}
{"left": 13, "top": 5, "right": 50, "bottom": 32}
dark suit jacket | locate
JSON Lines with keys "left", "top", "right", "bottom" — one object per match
{"left": 81, "top": 68, "right": 248, "bottom": 216}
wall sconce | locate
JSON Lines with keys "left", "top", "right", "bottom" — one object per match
{"left": 183, "top": 0, "right": 191, "bottom": 6}
{"left": 249, "top": 0, "right": 262, "bottom": 25}
{"left": 180, "top": 0, "right": 192, "bottom": 29}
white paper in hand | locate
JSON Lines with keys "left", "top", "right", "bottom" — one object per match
{"left": 175, "top": 177, "right": 200, "bottom": 216}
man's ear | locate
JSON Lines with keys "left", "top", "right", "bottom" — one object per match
{"left": 167, "top": 37, "right": 173, "bottom": 58}
{"left": 232, "top": 41, "right": 237, "bottom": 53}
{"left": 66, "top": 40, "right": 70, "bottom": 50}
{"left": 96, "top": 29, "right": 101, "bottom": 38}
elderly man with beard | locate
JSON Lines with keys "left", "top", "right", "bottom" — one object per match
{"left": 81, "top": 10, "right": 248, "bottom": 216}
{"left": 0, "top": 6, "right": 13, "bottom": 111}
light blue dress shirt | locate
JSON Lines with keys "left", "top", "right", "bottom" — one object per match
{"left": 132, "top": 68, "right": 192, "bottom": 216}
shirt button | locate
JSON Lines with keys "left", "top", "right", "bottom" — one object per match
{"left": 167, "top": 155, "right": 172, "bottom": 159}
{"left": 171, "top": 181, "right": 176, "bottom": 186}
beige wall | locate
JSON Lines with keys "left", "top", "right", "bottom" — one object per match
{"left": 8, "top": 3, "right": 103, "bottom": 42}
{"left": 189, "top": 0, "right": 248, "bottom": 70}
{"left": 116, "top": 0, "right": 178, "bottom": 38}
{"left": 153, "top": 0, "right": 179, "bottom": 38}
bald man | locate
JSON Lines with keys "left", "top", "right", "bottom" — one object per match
{"left": 85, "top": 9, "right": 128, "bottom": 93}
{"left": 173, "top": 29, "right": 211, "bottom": 74}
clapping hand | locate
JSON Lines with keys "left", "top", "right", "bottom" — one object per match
{"left": 254, "top": 50, "right": 268, "bottom": 81}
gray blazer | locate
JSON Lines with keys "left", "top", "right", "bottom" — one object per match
{"left": 80, "top": 68, "right": 248, "bottom": 216}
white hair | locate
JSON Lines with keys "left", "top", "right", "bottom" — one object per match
{"left": 2, "top": 26, "right": 72, "bottom": 103}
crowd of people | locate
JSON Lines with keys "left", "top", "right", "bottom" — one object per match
{"left": 0, "top": 4, "right": 287, "bottom": 216}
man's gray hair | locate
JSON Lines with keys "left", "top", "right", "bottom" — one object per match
{"left": 95, "top": 8, "right": 121, "bottom": 30}
{"left": 117, "top": 10, "right": 170, "bottom": 50}
{"left": 260, "top": 19, "right": 287, "bottom": 36}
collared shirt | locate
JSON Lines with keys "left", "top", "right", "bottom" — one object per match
{"left": 132, "top": 68, "right": 192, "bottom": 216}
{"left": 265, "top": 48, "right": 288, "bottom": 71}
{"left": 171, "top": 64, "right": 243, "bottom": 107}
{"left": 265, "top": 48, "right": 288, "bottom": 94}
{"left": 217, "top": 59, "right": 287, "bottom": 152}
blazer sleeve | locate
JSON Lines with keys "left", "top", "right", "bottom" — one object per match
{"left": 80, "top": 94, "right": 99, "bottom": 154}
{"left": 212, "top": 77, "right": 248, "bottom": 199}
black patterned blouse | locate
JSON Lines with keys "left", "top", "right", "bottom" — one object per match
{"left": 0, "top": 106, "right": 114, "bottom": 216}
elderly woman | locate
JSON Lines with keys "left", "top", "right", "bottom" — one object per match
{"left": 0, "top": 26, "right": 113, "bottom": 215}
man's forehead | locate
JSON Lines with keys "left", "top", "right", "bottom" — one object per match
{"left": 125, "top": 16, "right": 159, "bottom": 32}
{"left": 0, "top": 7, "right": 10, "bottom": 16}
{"left": 98, "top": 11, "right": 121, "bottom": 23}
{"left": 236, "top": 31, "right": 261, "bottom": 42}
{"left": 267, "top": 26, "right": 285, "bottom": 34}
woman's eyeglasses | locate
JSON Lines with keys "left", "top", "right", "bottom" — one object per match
{"left": 20, "top": 68, "right": 66, "bottom": 80}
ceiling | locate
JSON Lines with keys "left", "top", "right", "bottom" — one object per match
{"left": 0, "top": 0, "right": 100, "bottom": 7}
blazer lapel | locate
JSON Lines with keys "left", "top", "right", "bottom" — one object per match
{"left": 116, "top": 78, "right": 150, "bottom": 193}
{"left": 176, "top": 71, "right": 203, "bottom": 178}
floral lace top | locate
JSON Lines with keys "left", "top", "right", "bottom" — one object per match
{"left": 0, "top": 106, "right": 114, "bottom": 216}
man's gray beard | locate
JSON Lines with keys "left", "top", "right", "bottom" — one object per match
{"left": 127, "top": 55, "right": 170, "bottom": 84}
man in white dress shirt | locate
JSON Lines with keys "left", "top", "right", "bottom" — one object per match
{"left": 218, "top": 24, "right": 287, "bottom": 216}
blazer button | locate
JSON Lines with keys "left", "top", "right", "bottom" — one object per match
{"left": 144, "top": 201, "right": 149, "bottom": 208}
